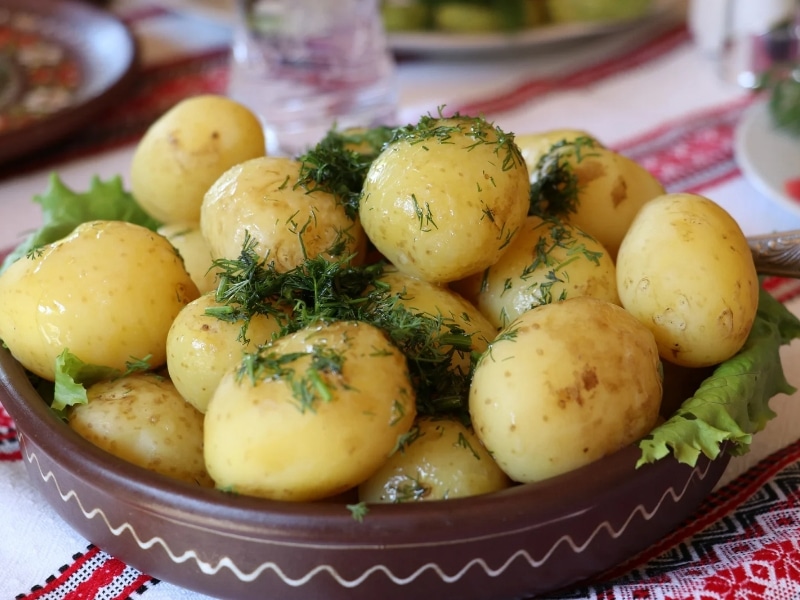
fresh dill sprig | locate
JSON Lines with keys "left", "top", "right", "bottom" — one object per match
{"left": 529, "top": 136, "right": 600, "bottom": 217}
{"left": 296, "top": 126, "right": 394, "bottom": 219}
{"left": 208, "top": 236, "right": 479, "bottom": 421}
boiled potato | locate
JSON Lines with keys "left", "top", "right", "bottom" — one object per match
{"left": 616, "top": 193, "right": 759, "bottom": 367}
{"left": 456, "top": 215, "right": 619, "bottom": 329}
{"left": 531, "top": 140, "right": 664, "bottom": 258}
{"left": 166, "top": 293, "right": 284, "bottom": 413}
{"left": 515, "top": 129, "right": 601, "bottom": 177}
{"left": 158, "top": 222, "right": 219, "bottom": 294}
{"left": 377, "top": 269, "right": 496, "bottom": 379}
{"left": 204, "top": 320, "right": 417, "bottom": 501}
{"left": 131, "top": 95, "right": 266, "bottom": 224}
{"left": 201, "top": 156, "right": 367, "bottom": 270}
{"left": 0, "top": 220, "right": 199, "bottom": 380}
{"left": 469, "top": 296, "right": 662, "bottom": 483}
{"left": 359, "top": 416, "right": 511, "bottom": 502}
{"left": 360, "top": 115, "right": 530, "bottom": 283}
{"left": 68, "top": 373, "right": 213, "bottom": 487}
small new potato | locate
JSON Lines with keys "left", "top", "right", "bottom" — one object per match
{"left": 158, "top": 222, "right": 219, "bottom": 294}
{"left": 204, "top": 320, "right": 417, "bottom": 501}
{"left": 359, "top": 416, "right": 512, "bottom": 503}
{"left": 377, "top": 269, "right": 496, "bottom": 378}
{"left": 0, "top": 220, "right": 199, "bottom": 380}
{"left": 131, "top": 95, "right": 266, "bottom": 224}
{"left": 456, "top": 215, "right": 619, "bottom": 328}
{"left": 515, "top": 129, "right": 601, "bottom": 177}
{"left": 167, "top": 293, "right": 284, "bottom": 413}
{"left": 68, "top": 373, "right": 213, "bottom": 487}
{"left": 616, "top": 192, "right": 759, "bottom": 367}
{"left": 531, "top": 139, "right": 664, "bottom": 258}
{"left": 201, "top": 156, "right": 367, "bottom": 271}
{"left": 469, "top": 296, "right": 662, "bottom": 483}
{"left": 360, "top": 115, "right": 530, "bottom": 283}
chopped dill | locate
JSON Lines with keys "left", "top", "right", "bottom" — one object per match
{"left": 347, "top": 501, "right": 369, "bottom": 522}
{"left": 529, "top": 136, "right": 600, "bottom": 217}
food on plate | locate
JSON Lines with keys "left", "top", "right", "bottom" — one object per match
{"left": 68, "top": 372, "right": 213, "bottom": 487}
{"left": 204, "top": 320, "right": 417, "bottom": 501}
{"left": 358, "top": 416, "right": 512, "bottom": 502}
{"left": 1, "top": 97, "right": 798, "bottom": 510}
{"left": 201, "top": 155, "right": 367, "bottom": 270}
{"left": 360, "top": 114, "right": 530, "bottom": 283}
{"left": 469, "top": 296, "right": 662, "bottom": 482}
{"left": 0, "top": 220, "right": 198, "bottom": 380}
{"left": 157, "top": 222, "right": 219, "bottom": 294}
{"left": 529, "top": 137, "right": 665, "bottom": 258}
{"left": 455, "top": 215, "right": 619, "bottom": 328}
{"left": 616, "top": 193, "right": 760, "bottom": 368}
{"left": 131, "top": 95, "right": 266, "bottom": 224}
{"left": 166, "top": 292, "right": 284, "bottom": 413}
{"left": 546, "top": 0, "right": 652, "bottom": 23}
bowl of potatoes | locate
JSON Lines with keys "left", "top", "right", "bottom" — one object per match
{"left": 0, "top": 96, "right": 797, "bottom": 600}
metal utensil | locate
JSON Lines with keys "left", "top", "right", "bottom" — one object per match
{"left": 749, "top": 230, "right": 800, "bottom": 277}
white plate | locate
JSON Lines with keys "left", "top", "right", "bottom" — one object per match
{"left": 734, "top": 100, "right": 800, "bottom": 219}
{"left": 387, "top": 1, "right": 676, "bottom": 56}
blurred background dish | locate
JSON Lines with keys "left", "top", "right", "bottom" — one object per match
{"left": 735, "top": 100, "right": 800, "bottom": 220}
{"left": 0, "top": 0, "right": 137, "bottom": 164}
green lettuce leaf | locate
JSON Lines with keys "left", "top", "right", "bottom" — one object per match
{"left": 1, "top": 173, "right": 160, "bottom": 274}
{"left": 638, "top": 288, "right": 800, "bottom": 467}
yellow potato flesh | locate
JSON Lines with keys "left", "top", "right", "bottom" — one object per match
{"left": 166, "top": 293, "right": 284, "bottom": 413}
{"left": 616, "top": 192, "right": 759, "bottom": 367}
{"left": 201, "top": 156, "right": 367, "bottom": 270}
{"left": 204, "top": 321, "right": 417, "bottom": 501}
{"left": 457, "top": 215, "right": 619, "bottom": 328}
{"left": 360, "top": 117, "right": 530, "bottom": 283}
{"left": 130, "top": 94, "right": 266, "bottom": 224}
{"left": 0, "top": 220, "right": 199, "bottom": 380}
{"left": 359, "top": 416, "right": 511, "bottom": 502}
{"left": 469, "top": 296, "right": 662, "bottom": 483}
{"left": 68, "top": 373, "right": 213, "bottom": 487}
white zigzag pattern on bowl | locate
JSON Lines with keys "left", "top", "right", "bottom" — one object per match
{"left": 22, "top": 437, "right": 716, "bottom": 588}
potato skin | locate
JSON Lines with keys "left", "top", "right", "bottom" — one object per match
{"left": 201, "top": 156, "right": 367, "bottom": 270}
{"left": 456, "top": 215, "right": 619, "bottom": 328}
{"left": 0, "top": 220, "right": 199, "bottom": 380}
{"left": 131, "top": 95, "right": 266, "bottom": 224}
{"left": 358, "top": 416, "right": 511, "bottom": 503}
{"left": 204, "top": 320, "right": 417, "bottom": 501}
{"left": 515, "top": 129, "right": 600, "bottom": 176}
{"left": 158, "top": 222, "right": 219, "bottom": 294}
{"left": 360, "top": 117, "right": 530, "bottom": 283}
{"left": 616, "top": 193, "right": 759, "bottom": 367}
{"left": 68, "top": 373, "right": 213, "bottom": 487}
{"left": 469, "top": 296, "right": 662, "bottom": 483}
{"left": 166, "top": 293, "right": 284, "bottom": 413}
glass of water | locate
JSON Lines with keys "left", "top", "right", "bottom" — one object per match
{"left": 227, "top": 0, "right": 399, "bottom": 157}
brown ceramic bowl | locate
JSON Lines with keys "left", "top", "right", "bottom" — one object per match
{"left": 0, "top": 345, "right": 729, "bottom": 600}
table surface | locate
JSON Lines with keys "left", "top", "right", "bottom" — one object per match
{"left": 3, "top": 1, "right": 800, "bottom": 599}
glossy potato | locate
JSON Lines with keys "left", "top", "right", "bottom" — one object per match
{"left": 377, "top": 269, "right": 496, "bottom": 378}
{"left": 201, "top": 156, "right": 367, "bottom": 270}
{"left": 515, "top": 128, "right": 601, "bottom": 176}
{"left": 0, "top": 220, "right": 199, "bottom": 380}
{"left": 531, "top": 140, "right": 664, "bottom": 258}
{"left": 158, "top": 222, "right": 219, "bottom": 294}
{"left": 167, "top": 293, "right": 284, "bottom": 413}
{"left": 456, "top": 215, "right": 619, "bottom": 328}
{"left": 360, "top": 115, "right": 530, "bottom": 283}
{"left": 131, "top": 95, "right": 266, "bottom": 224}
{"left": 204, "top": 320, "right": 417, "bottom": 501}
{"left": 616, "top": 193, "right": 759, "bottom": 367}
{"left": 358, "top": 416, "right": 512, "bottom": 502}
{"left": 68, "top": 373, "right": 213, "bottom": 487}
{"left": 469, "top": 296, "right": 662, "bottom": 483}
